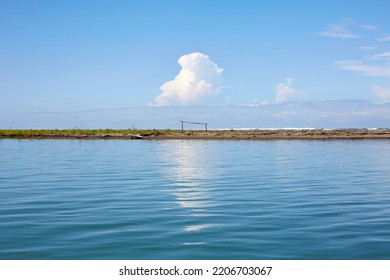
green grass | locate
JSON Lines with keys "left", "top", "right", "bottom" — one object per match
{"left": 0, "top": 129, "right": 178, "bottom": 138}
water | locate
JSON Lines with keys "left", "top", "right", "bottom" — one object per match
{"left": 1, "top": 139, "right": 390, "bottom": 259}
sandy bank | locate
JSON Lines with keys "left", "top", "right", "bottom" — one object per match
{"left": 154, "top": 129, "right": 390, "bottom": 140}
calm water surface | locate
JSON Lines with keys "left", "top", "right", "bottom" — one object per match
{"left": 1, "top": 139, "right": 390, "bottom": 259}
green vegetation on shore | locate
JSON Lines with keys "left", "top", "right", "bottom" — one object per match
{"left": 2, "top": 128, "right": 390, "bottom": 139}
{"left": 0, "top": 129, "right": 173, "bottom": 138}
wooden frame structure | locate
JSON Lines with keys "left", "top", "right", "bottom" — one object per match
{"left": 180, "top": 120, "right": 208, "bottom": 132}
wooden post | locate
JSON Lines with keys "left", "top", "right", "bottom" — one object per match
{"left": 181, "top": 121, "right": 184, "bottom": 132}
{"left": 205, "top": 123, "right": 208, "bottom": 132}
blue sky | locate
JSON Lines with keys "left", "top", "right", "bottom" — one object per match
{"left": 1, "top": 0, "right": 390, "bottom": 128}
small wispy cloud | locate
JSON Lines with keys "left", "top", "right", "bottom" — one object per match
{"left": 273, "top": 110, "right": 297, "bottom": 119}
{"left": 359, "top": 46, "right": 377, "bottom": 51}
{"left": 369, "top": 52, "right": 390, "bottom": 61}
{"left": 372, "top": 85, "right": 390, "bottom": 102}
{"left": 152, "top": 52, "right": 223, "bottom": 106}
{"left": 378, "top": 35, "right": 390, "bottom": 42}
{"left": 336, "top": 59, "right": 390, "bottom": 76}
{"left": 240, "top": 99, "right": 270, "bottom": 107}
{"left": 359, "top": 46, "right": 376, "bottom": 51}
{"left": 339, "top": 47, "right": 390, "bottom": 72}
{"left": 316, "top": 19, "right": 379, "bottom": 40}
{"left": 316, "top": 20, "right": 361, "bottom": 39}
{"left": 275, "top": 78, "right": 305, "bottom": 103}
{"left": 361, "top": 24, "right": 378, "bottom": 31}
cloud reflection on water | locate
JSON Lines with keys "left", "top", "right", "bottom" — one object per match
{"left": 159, "top": 140, "right": 217, "bottom": 238}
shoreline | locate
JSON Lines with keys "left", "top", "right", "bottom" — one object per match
{"left": 1, "top": 129, "right": 390, "bottom": 140}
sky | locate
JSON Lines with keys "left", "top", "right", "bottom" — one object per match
{"left": 1, "top": 0, "right": 390, "bottom": 128}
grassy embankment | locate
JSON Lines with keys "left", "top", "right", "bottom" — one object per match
{"left": 2, "top": 128, "right": 390, "bottom": 139}
{"left": 0, "top": 129, "right": 172, "bottom": 138}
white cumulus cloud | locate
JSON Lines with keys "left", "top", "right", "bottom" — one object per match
{"left": 275, "top": 78, "right": 305, "bottom": 103}
{"left": 153, "top": 52, "right": 223, "bottom": 106}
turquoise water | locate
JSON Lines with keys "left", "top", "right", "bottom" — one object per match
{"left": 1, "top": 139, "right": 390, "bottom": 259}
